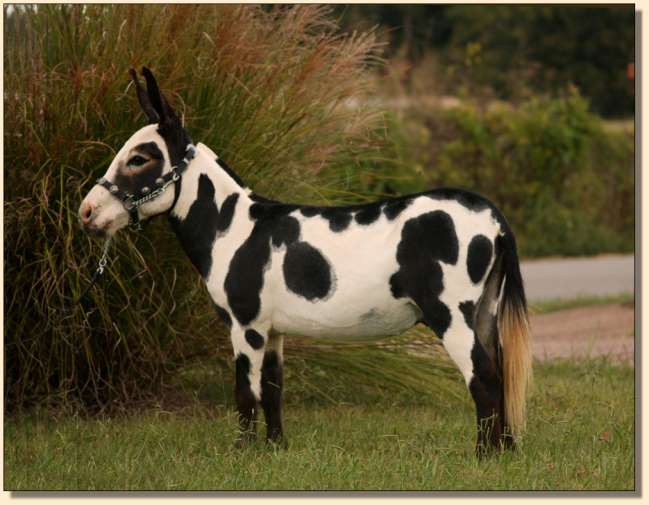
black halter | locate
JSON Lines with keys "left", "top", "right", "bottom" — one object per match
{"left": 96, "top": 143, "right": 197, "bottom": 231}
{"left": 71, "top": 143, "right": 196, "bottom": 308}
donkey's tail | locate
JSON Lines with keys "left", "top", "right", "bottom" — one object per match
{"left": 496, "top": 227, "right": 532, "bottom": 441}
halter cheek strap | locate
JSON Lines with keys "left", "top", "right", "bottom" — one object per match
{"left": 72, "top": 143, "right": 196, "bottom": 308}
{"left": 96, "top": 144, "right": 196, "bottom": 231}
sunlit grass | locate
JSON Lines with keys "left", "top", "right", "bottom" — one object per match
{"left": 5, "top": 359, "right": 634, "bottom": 491}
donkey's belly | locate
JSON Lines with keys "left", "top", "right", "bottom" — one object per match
{"left": 271, "top": 300, "right": 421, "bottom": 341}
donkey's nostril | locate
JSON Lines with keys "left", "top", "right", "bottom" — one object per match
{"left": 80, "top": 202, "right": 94, "bottom": 224}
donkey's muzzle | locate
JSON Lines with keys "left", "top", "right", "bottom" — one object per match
{"left": 78, "top": 201, "right": 107, "bottom": 237}
{"left": 79, "top": 201, "right": 94, "bottom": 225}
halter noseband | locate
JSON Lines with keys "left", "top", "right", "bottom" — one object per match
{"left": 96, "top": 143, "right": 197, "bottom": 231}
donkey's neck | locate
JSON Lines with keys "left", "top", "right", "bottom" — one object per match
{"left": 167, "top": 143, "right": 252, "bottom": 279}
{"left": 171, "top": 143, "right": 251, "bottom": 219}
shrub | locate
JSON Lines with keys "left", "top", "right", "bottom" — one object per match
{"left": 4, "top": 4, "right": 395, "bottom": 411}
{"left": 386, "top": 91, "right": 634, "bottom": 257}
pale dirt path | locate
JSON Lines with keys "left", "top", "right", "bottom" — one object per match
{"left": 520, "top": 254, "right": 635, "bottom": 364}
{"left": 521, "top": 254, "right": 634, "bottom": 302}
{"left": 530, "top": 303, "right": 635, "bottom": 365}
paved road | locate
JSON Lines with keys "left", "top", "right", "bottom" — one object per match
{"left": 520, "top": 254, "right": 635, "bottom": 302}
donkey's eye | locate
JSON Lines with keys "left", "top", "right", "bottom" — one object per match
{"left": 127, "top": 155, "right": 148, "bottom": 167}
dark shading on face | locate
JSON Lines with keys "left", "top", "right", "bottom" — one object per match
{"left": 389, "top": 210, "right": 459, "bottom": 338}
{"left": 112, "top": 142, "right": 164, "bottom": 196}
{"left": 467, "top": 235, "right": 493, "bottom": 284}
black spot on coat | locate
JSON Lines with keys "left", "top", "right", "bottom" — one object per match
{"left": 459, "top": 300, "right": 476, "bottom": 331}
{"left": 225, "top": 203, "right": 301, "bottom": 326}
{"left": 251, "top": 202, "right": 299, "bottom": 221}
{"left": 215, "top": 193, "right": 239, "bottom": 234}
{"left": 320, "top": 208, "right": 352, "bottom": 232}
{"left": 300, "top": 207, "right": 320, "bottom": 218}
{"left": 245, "top": 329, "right": 265, "bottom": 350}
{"left": 354, "top": 203, "right": 382, "bottom": 225}
{"left": 467, "top": 235, "right": 493, "bottom": 284}
{"left": 225, "top": 227, "right": 273, "bottom": 326}
{"left": 383, "top": 198, "right": 411, "bottom": 220}
{"left": 389, "top": 211, "right": 459, "bottom": 337}
{"left": 169, "top": 174, "right": 219, "bottom": 278}
{"left": 272, "top": 215, "right": 301, "bottom": 247}
{"left": 428, "top": 188, "right": 491, "bottom": 213}
{"left": 283, "top": 242, "right": 333, "bottom": 301}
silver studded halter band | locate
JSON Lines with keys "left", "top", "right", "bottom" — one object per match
{"left": 96, "top": 144, "right": 197, "bottom": 231}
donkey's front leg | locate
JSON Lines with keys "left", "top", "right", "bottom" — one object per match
{"left": 261, "top": 333, "right": 286, "bottom": 446}
{"left": 232, "top": 326, "right": 267, "bottom": 447}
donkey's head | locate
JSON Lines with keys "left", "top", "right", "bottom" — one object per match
{"left": 79, "top": 67, "right": 193, "bottom": 236}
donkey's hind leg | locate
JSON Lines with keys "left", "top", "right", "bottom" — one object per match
{"left": 468, "top": 256, "right": 512, "bottom": 455}
{"left": 261, "top": 332, "right": 286, "bottom": 446}
{"left": 231, "top": 326, "right": 268, "bottom": 447}
{"left": 438, "top": 303, "right": 505, "bottom": 457}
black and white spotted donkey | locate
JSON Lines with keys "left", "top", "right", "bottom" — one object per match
{"left": 79, "top": 68, "right": 532, "bottom": 456}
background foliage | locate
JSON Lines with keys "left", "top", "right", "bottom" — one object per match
{"left": 336, "top": 4, "right": 635, "bottom": 117}
{"left": 369, "top": 92, "right": 634, "bottom": 257}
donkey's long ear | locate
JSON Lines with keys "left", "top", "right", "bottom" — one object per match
{"left": 141, "top": 66, "right": 181, "bottom": 126}
{"left": 129, "top": 69, "right": 159, "bottom": 123}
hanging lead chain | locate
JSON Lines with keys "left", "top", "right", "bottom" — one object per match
{"left": 74, "top": 237, "right": 112, "bottom": 305}
{"left": 96, "top": 237, "right": 111, "bottom": 275}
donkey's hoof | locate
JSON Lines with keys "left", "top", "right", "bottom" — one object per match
{"left": 475, "top": 442, "right": 503, "bottom": 459}
{"left": 266, "top": 437, "right": 288, "bottom": 450}
{"left": 233, "top": 434, "right": 256, "bottom": 449}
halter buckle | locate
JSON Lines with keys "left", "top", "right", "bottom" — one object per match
{"left": 97, "top": 142, "right": 195, "bottom": 234}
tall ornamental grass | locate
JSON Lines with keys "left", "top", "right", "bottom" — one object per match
{"left": 5, "top": 4, "right": 434, "bottom": 412}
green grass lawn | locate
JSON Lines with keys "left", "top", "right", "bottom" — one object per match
{"left": 4, "top": 359, "right": 634, "bottom": 491}
{"left": 528, "top": 293, "right": 634, "bottom": 315}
